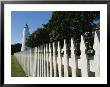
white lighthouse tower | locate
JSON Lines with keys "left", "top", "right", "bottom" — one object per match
{"left": 21, "top": 24, "right": 30, "bottom": 51}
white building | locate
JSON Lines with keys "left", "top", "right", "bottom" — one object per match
{"left": 21, "top": 24, "right": 30, "bottom": 51}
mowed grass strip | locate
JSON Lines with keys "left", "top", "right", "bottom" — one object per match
{"left": 11, "top": 55, "right": 26, "bottom": 77}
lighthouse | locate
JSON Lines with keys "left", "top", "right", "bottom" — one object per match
{"left": 21, "top": 24, "right": 30, "bottom": 51}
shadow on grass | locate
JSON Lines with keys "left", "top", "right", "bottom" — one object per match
{"left": 11, "top": 55, "right": 27, "bottom": 77}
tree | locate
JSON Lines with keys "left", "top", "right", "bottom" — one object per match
{"left": 45, "top": 11, "right": 100, "bottom": 43}
{"left": 26, "top": 27, "right": 50, "bottom": 48}
{"left": 26, "top": 11, "right": 100, "bottom": 48}
{"left": 11, "top": 43, "right": 22, "bottom": 55}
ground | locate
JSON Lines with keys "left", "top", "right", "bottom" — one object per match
{"left": 11, "top": 55, "right": 26, "bottom": 77}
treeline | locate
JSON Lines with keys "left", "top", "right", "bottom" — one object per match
{"left": 26, "top": 11, "right": 100, "bottom": 48}
{"left": 11, "top": 43, "right": 22, "bottom": 55}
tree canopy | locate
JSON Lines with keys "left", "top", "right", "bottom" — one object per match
{"left": 11, "top": 43, "right": 22, "bottom": 55}
{"left": 26, "top": 27, "right": 50, "bottom": 48}
{"left": 26, "top": 11, "right": 100, "bottom": 48}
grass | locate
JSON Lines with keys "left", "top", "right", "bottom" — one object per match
{"left": 11, "top": 55, "right": 26, "bottom": 77}
{"left": 11, "top": 55, "right": 95, "bottom": 77}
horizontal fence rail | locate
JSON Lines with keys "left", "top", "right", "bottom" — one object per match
{"left": 14, "top": 31, "right": 100, "bottom": 77}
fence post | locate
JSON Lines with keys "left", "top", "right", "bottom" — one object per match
{"left": 53, "top": 42, "right": 57, "bottom": 77}
{"left": 57, "top": 41, "right": 62, "bottom": 77}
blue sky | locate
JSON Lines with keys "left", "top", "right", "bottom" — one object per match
{"left": 11, "top": 11, "right": 52, "bottom": 44}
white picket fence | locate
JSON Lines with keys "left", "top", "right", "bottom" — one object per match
{"left": 14, "top": 31, "right": 100, "bottom": 77}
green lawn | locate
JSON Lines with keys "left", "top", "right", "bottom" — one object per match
{"left": 11, "top": 55, "right": 26, "bottom": 77}
{"left": 11, "top": 55, "right": 95, "bottom": 77}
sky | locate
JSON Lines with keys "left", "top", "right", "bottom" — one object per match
{"left": 11, "top": 11, "right": 52, "bottom": 44}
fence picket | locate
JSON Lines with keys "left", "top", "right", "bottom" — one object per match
{"left": 49, "top": 43, "right": 53, "bottom": 77}
{"left": 37, "top": 47, "right": 40, "bottom": 77}
{"left": 79, "top": 36, "right": 89, "bottom": 77}
{"left": 63, "top": 39, "right": 69, "bottom": 77}
{"left": 29, "top": 49, "right": 32, "bottom": 76}
{"left": 40, "top": 46, "right": 42, "bottom": 77}
{"left": 57, "top": 41, "right": 62, "bottom": 77}
{"left": 36, "top": 48, "right": 38, "bottom": 76}
{"left": 90, "top": 32, "right": 100, "bottom": 76}
{"left": 46, "top": 44, "right": 49, "bottom": 77}
{"left": 41, "top": 46, "right": 44, "bottom": 77}
{"left": 71, "top": 38, "right": 77, "bottom": 77}
{"left": 53, "top": 42, "right": 57, "bottom": 77}
{"left": 44, "top": 45, "right": 46, "bottom": 77}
